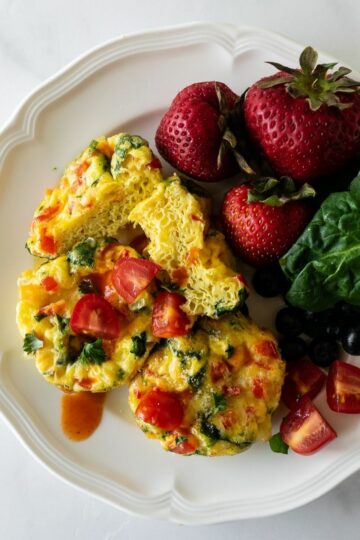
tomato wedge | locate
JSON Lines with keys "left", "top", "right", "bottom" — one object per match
{"left": 70, "top": 293, "right": 121, "bottom": 340}
{"left": 280, "top": 395, "right": 337, "bottom": 455}
{"left": 112, "top": 257, "right": 160, "bottom": 304}
{"left": 135, "top": 388, "right": 184, "bottom": 430}
{"left": 327, "top": 360, "right": 360, "bottom": 413}
{"left": 281, "top": 357, "right": 326, "bottom": 409}
{"left": 151, "top": 292, "right": 190, "bottom": 338}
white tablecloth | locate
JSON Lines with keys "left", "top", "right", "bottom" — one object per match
{"left": 1, "top": 1, "right": 359, "bottom": 537}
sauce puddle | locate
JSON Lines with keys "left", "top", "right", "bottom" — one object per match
{"left": 61, "top": 392, "right": 106, "bottom": 441}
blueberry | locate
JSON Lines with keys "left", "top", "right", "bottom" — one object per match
{"left": 335, "top": 302, "right": 360, "bottom": 326}
{"left": 303, "top": 309, "right": 333, "bottom": 339}
{"left": 342, "top": 325, "right": 360, "bottom": 356}
{"left": 278, "top": 336, "right": 307, "bottom": 362}
{"left": 308, "top": 338, "right": 339, "bottom": 367}
{"left": 275, "top": 307, "right": 304, "bottom": 337}
{"left": 252, "top": 264, "right": 290, "bottom": 298}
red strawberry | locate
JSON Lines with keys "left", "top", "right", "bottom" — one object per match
{"left": 244, "top": 47, "right": 360, "bottom": 184}
{"left": 155, "top": 81, "right": 242, "bottom": 182}
{"left": 222, "top": 181, "right": 313, "bottom": 267}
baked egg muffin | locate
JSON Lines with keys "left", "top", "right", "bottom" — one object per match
{"left": 27, "top": 133, "right": 163, "bottom": 258}
{"left": 129, "top": 313, "right": 285, "bottom": 456}
{"left": 129, "top": 175, "right": 247, "bottom": 318}
{"left": 16, "top": 240, "right": 162, "bottom": 392}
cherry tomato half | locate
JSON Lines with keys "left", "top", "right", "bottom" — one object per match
{"left": 135, "top": 388, "right": 184, "bottom": 430}
{"left": 112, "top": 257, "right": 160, "bottom": 304}
{"left": 281, "top": 356, "right": 326, "bottom": 409}
{"left": 151, "top": 292, "right": 190, "bottom": 338}
{"left": 280, "top": 395, "right": 337, "bottom": 455}
{"left": 327, "top": 360, "right": 360, "bottom": 413}
{"left": 70, "top": 293, "right": 121, "bottom": 340}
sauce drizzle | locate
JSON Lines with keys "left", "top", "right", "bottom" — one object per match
{"left": 61, "top": 392, "right": 106, "bottom": 441}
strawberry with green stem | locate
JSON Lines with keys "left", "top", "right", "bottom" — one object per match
{"left": 243, "top": 46, "right": 360, "bottom": 184}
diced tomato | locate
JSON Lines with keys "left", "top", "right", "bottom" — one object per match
{"left": 94, "top": 271, "right": 127, "bottom": 312}
{"left": 75, "top": 159, "right": 90, "bottom": 177}
{"left": 39, "top": 232, "right": 57, "bottom": 255}
{"left": 76, "top": 378, "right": 94, "bottom": 390}
{"left": 280, "top": 395, "right": 337, "bottom": 455}
{"left": 327, "top": 360, "right": 360, "bottom": 413}
{"left": 171, "top": 431, "right": 199, "bottom": 455}
{"left": 112, "top": 257, "right": 160, "bottom": 304}
{"left": 38, "top": 300, "right": 66, "bottom": 316}
{"left": 70, "top": 293, "right": 121, "bottom": 340}
{"left": 211, "top": 360, "right": 229, "bottom": 382}
{"left": 151, "top": 292, "right": 190, "bottom": 338}
{"left": 171, "top": 267, "right": 189, "bottom": 286}
{"left": 236, "top": 273, "right": 248, "bottom": 287}
{"left": 282, "top": 357, "right": 326, "bottom": 410}
{"left": 252, "top": 377, "right": 264, "bottom": 398}
{"left": 41, "top": 276, "right": 58, "bottom": 292}
{"left": 219, "top": 410, "right": 237, "bottom": 429}
{"left": 255, "top": 340, "right": 279, "bottom": 358}
{"left": 147, "top": 156, "right": 162, "bottom": 169}
{"left": 186, "top": 247, "right": 200, "bottom": 265}
{"left": 222, "top": 384, "right": 241, "bottom": 397}
{"left": 190, "top": 214, "right": 203, "bottom": 223}
{"left": 129, "top": 234, "right": 149, "bottom": 254}
{"left": 135, "top": 388, "right": 184, "bottom": 430}
{"left": 32, "top": 203, "right": 60, "bottom": 229}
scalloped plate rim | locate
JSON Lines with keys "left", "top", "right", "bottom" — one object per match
{"left": 1, "top": 22, "right": 360, "bottom": 524}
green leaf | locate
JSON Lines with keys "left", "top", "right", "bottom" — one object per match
{"left": 67, "top": 238, "right": 97, "bottom": 270}
{"left": 299, "top": 46, "right": 318, "bottom": 74}
{"left": 34, "top": 312, "right": 47, "bottom": 322}
{"left": 130, "top": 332, "right": 147, "bottom": 358}
{"left": 78, "top": 339, "right": 107, "bottom": 365}
{"left": 200, "top": 418, "right": 221, "bottom": 440}
{"left": 282, "top": 173, "right": 360, "bottom": 311}
{"left": 213, "top": 393, "right": 227, "bottom": 414}
{"left": 23, "top": 333, "right": 44, "bottom": 354}
{"left": 269, "top": 433, "right": 289, "bottom": 454}
{"left": 226, "top": 344, "right": 235, "bottom": 358}
{"left": 256, "top": 76, "right": 294, "bottom": 89}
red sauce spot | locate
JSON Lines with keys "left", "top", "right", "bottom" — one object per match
{"left": 61, "top": 392, "right": 105, "bottom": 441}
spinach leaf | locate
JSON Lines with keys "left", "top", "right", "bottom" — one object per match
{"left": 269, "top": 433, "right": 289, "bottom": 454}
{"left": 130, "top": 332, "right": 147, "bottom": 357}
{"left": 78, "top": 339, "right": 107, "bottom": 365}
{"left": 200, "top": 418, "right": 220, "bottom": 440}
{"left": 281, "top": 173, "right": 360, "bottom": 311}
{"left": 213, "top": 393, "right": 227, "bottom": 414}
{"left": 188, "top": 365, "right": 206, "bottom": 391}
{"left": 23, "top": 333, "right": 43, "bottom": 354}
{"left": 55, "top": 314, "right": 70, "bottom": 334}
{"left": 67, "top": 238, "right": 97, "bottom": 270}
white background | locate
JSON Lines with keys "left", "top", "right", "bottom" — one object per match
{"left": 1, "top": 0, "right": 359, "bottom": 538}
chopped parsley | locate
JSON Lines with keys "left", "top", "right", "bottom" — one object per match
{"left": 78, "top": 277, "right": 98, "bottom": 294}
{"left": 130, "top": 332, "right": 147, "bottom": 357}
{"left": 200, "top": 418, "right": 220, "bottom": 441}
{"left": 67, "top": 238, "right": 97, "bottom": 270}
{"left": 55, "top": 314, "right": 70, "bottom": 334}
{"left": 78, "top": 339, "right": 107, "bottom": 366}
{"left": 269, "top": 433, "right": 289, "bottom": 455}
{"left": 117, "top": 367, "right": 126, "bottom": 380}
{"left": 175, "top": 435, "right": 187, "bottom": 445}
{"left": 213, "top": 393, "right": 227, "bottom": 414}
{"left": 23, "top": 333, "right": 44, "bottom": 354}
{"left": 34, "top": 312, "right": 47, "bottom": 322}
{"left": 188, "top": 365, "right": 206, "bottom": 391}
{"left": 111, "top": 134, "right": 146, "bottom": 177}
{"left": 226, "top": 344, "right": 235, "bottom": 358}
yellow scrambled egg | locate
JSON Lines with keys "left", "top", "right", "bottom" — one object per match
{"left": 17, "top": 241, "right": 158, "bottom": 392}
{"left": 129, "top": 313, "right": 285, "bottom": 456}
{"left": 27, "top": 134, "right": 163, "bottom": 258}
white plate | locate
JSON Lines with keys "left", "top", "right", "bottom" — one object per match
{"left": 1, "top": 22, "right": 360, "bottom": 525}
